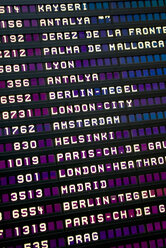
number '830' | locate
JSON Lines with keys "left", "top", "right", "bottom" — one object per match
{"left": 14, "top": 140, "right": 37, "bottom": 151}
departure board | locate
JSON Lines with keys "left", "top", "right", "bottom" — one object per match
{"left": 0, "top": 0, "right": 166, "bottom": 247}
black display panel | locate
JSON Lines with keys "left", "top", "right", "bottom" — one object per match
{"left": 0, "top": 0, "right": 166, "bottom": 247}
